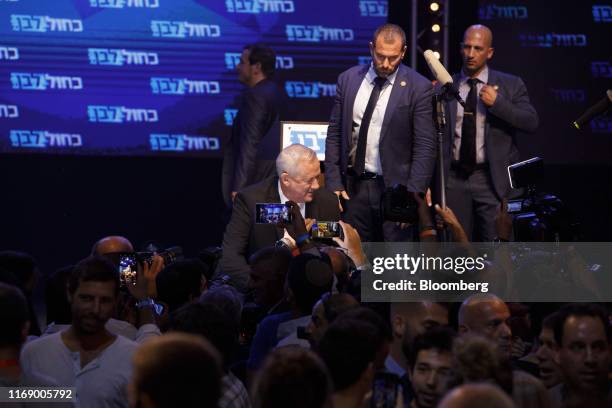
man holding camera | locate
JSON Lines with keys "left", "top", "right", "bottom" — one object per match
{"left": 325, "top": 23, "right": 437, "bottom": 242}
{"left": 218, "top": 144, "right": 340, "bottom": 293}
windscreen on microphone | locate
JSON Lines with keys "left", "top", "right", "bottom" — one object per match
{"left": 423, "top": 50, "right": 465, "bottom": 107}
{"left": 424, "top": 49, "right": 453, "bottom": 85}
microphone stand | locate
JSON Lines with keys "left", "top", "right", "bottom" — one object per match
{"left": 433, "top": 91, "right": 451, "bottom": 242}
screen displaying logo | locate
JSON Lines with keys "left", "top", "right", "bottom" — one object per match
{"left": 88, "top": 106, "right": 159, "bottom": 123}
{"left": 11, "top": 15, "right": 83, "bottom": 32}
{"left": 90, "top": 0, "right": 160, "bottom": 8}
{"left": 286, "top": 25, "right": 354, "bottom": 42}
{"left": 150, "top": 78, "right": 220, "bottom": 95}
{"left": 479, "top": 5, "right": 528, "bottom": 20}
{"left": 281, "top": 122, "right": 328, "bottom": 160}
{"left": 285, "top": 81, "right": 336, "bottom": 98}
{"left": 10, "top": 130, "right": 83, "bottom": 148}
{"left": 151, "top": 21, "right": 221, "bottom": 38}
{"left": 150, "top": 134, "right": 220, "bottom": 152}
{"left": 226, "top": 0, "right": 295, "bottom": 13}
{"left": 359, "top": 1, "right": 387, "bottom": 17}
{"left": 11, "top": 73, "right": 83, "bottom": 91}
{"left": 88, "top": 49, "right": 159, "bottom": 66}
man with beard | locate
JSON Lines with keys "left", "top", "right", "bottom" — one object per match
{"left": 324, "top": 23, "right": 436, "bottom": 242}
{"left": 21, "top": 256, "right": 138, "bottom": 408}
{"left": 551, "top": 303, "right": 611, "bottom": 407}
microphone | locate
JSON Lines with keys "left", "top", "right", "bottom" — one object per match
{"left": 573, "top": 90, "right": 612, "bottom": 130}
{"left": 423, "top": 49, "right": 465, "bottom": 107}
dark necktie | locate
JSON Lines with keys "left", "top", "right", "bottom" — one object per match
{"left": 459, "top": 78, "right": 479, "bottom": 176}
{"left": 353, "top": 76, "right": 387, "bottom": 175}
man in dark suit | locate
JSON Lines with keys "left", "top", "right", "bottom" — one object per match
{"left": 325, "top": 24, "right": 437, "bottom": 242}
{"left": 222, "top": 43, "right": 287, "bottom": 207}
{"left": 218, "top": 144, "right": 340, "bottom": 293}
{"left": 437, "top": 25, "right": 538, "bottom": 241}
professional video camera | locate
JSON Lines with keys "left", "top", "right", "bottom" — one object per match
{"left": 507, "top": 158, "right": 579, "bottom": 242}
{"left": 381, "top": 184, "right": 418, "bottom": 224}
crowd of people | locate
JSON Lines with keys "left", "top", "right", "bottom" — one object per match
{"left": 1, "top": 22, "right": 609, "bottom": 408}
{"left": 0, "top": 199, "right": 610, "bottom": 407}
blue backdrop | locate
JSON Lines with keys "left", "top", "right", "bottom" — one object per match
{"left": 478, "top": 1, "right": 612, "bottom": 164}
{"left": 0, "top": 0, "right": 387, "bottom": 156}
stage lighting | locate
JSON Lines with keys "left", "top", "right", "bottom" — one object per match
{"left": 433, "top": 51, "right": 441, "bottom": 60}
{"left": 432, "top": 24, "right": 441, "bottom": 32}
{"left": 430, "top": 2, "right": 440, "bottom": 12}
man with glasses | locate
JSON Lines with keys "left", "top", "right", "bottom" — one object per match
{"left": 436, "top": 24, "right": 538, "bottom": 241}
{"left": 325, "top": 23, "right": 437, "bottom": 242}
{"left": 217, "top": 144, "right": 340, "bottom": 293}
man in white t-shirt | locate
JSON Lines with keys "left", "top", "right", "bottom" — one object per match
{"left": 21, "top": 256, "right": 139, "bottom": 408}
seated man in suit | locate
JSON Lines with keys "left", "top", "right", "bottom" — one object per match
{"left": 217, "top": 144, "right": 340, "bottom": 293}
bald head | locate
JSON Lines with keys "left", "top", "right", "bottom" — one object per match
{"left": 91, "top": 236, "right": 133, "bottom": 256}
{"left": 461, "top": 25, "right": 494, "bottom": 77}
{"left": 458, "top": 294, "right": 505, "bottom": 326}
{"left": 439, "top": 383, "right": 514, "bottom": 408}
{"left": 463, "top": 25, "right": 493, "bottom": 48}
{"left": 391, "top": 302, "right": 449, "bottom": 343}
{"left": 458, "top": 294, "right": 512, "bottom": 358}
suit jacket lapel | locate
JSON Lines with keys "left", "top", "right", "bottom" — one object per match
{"left": 379, "top": 65, "right": 406, "bottom": 144}
{"left": 344, "top": 65, "right": 369, "bottom": 148}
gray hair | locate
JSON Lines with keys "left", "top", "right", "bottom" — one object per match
{"left": 276, "top": 144, "right": 317, "bottom": 177}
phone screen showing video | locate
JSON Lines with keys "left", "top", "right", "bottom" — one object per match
{"left": 311, "top": 221, "right": 344, "bottom": 240}
{"left": 118, "top": 253, "right": 138, "bottom": 287}
{"left": 255, "top": 203, "right": 291, "bottom": 224}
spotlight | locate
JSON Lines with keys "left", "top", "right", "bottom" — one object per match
{"left": 432, "top": 24, "right": 441, "bottom": 33}
{"left": 433, "top": 51, "right": 441, "bottom": 60}
{"left": 430, "top": 2, "right": 440, "bottom": 12}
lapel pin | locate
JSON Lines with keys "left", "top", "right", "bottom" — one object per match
{"left": 400, "top": 81, "right": 406, "bottom": 87}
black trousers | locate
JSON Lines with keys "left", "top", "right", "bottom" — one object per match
{"left": 343, "top": 173, "right": 415, "bottom": 242}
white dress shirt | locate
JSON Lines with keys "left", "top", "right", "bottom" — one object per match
{"left": 352, "top": 65, "right": 399, "bottom": 174}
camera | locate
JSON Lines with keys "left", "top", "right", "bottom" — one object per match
{"left": 381, "top": 184, "right": 418, "bottom": 224}
{"left": 507, "top": 158, "right": 578, "bottom": 241}
{"left": 118, "top": 246, "right": 183, "bottom": 288}
{"left": 255, "top": 203, "right": 292, "bottom": 224}
{"left": 311, "top": 221, "right": 344, "bottom": 240}
{"left": 510, "top": 194, "right": 578, "bottom": 242}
